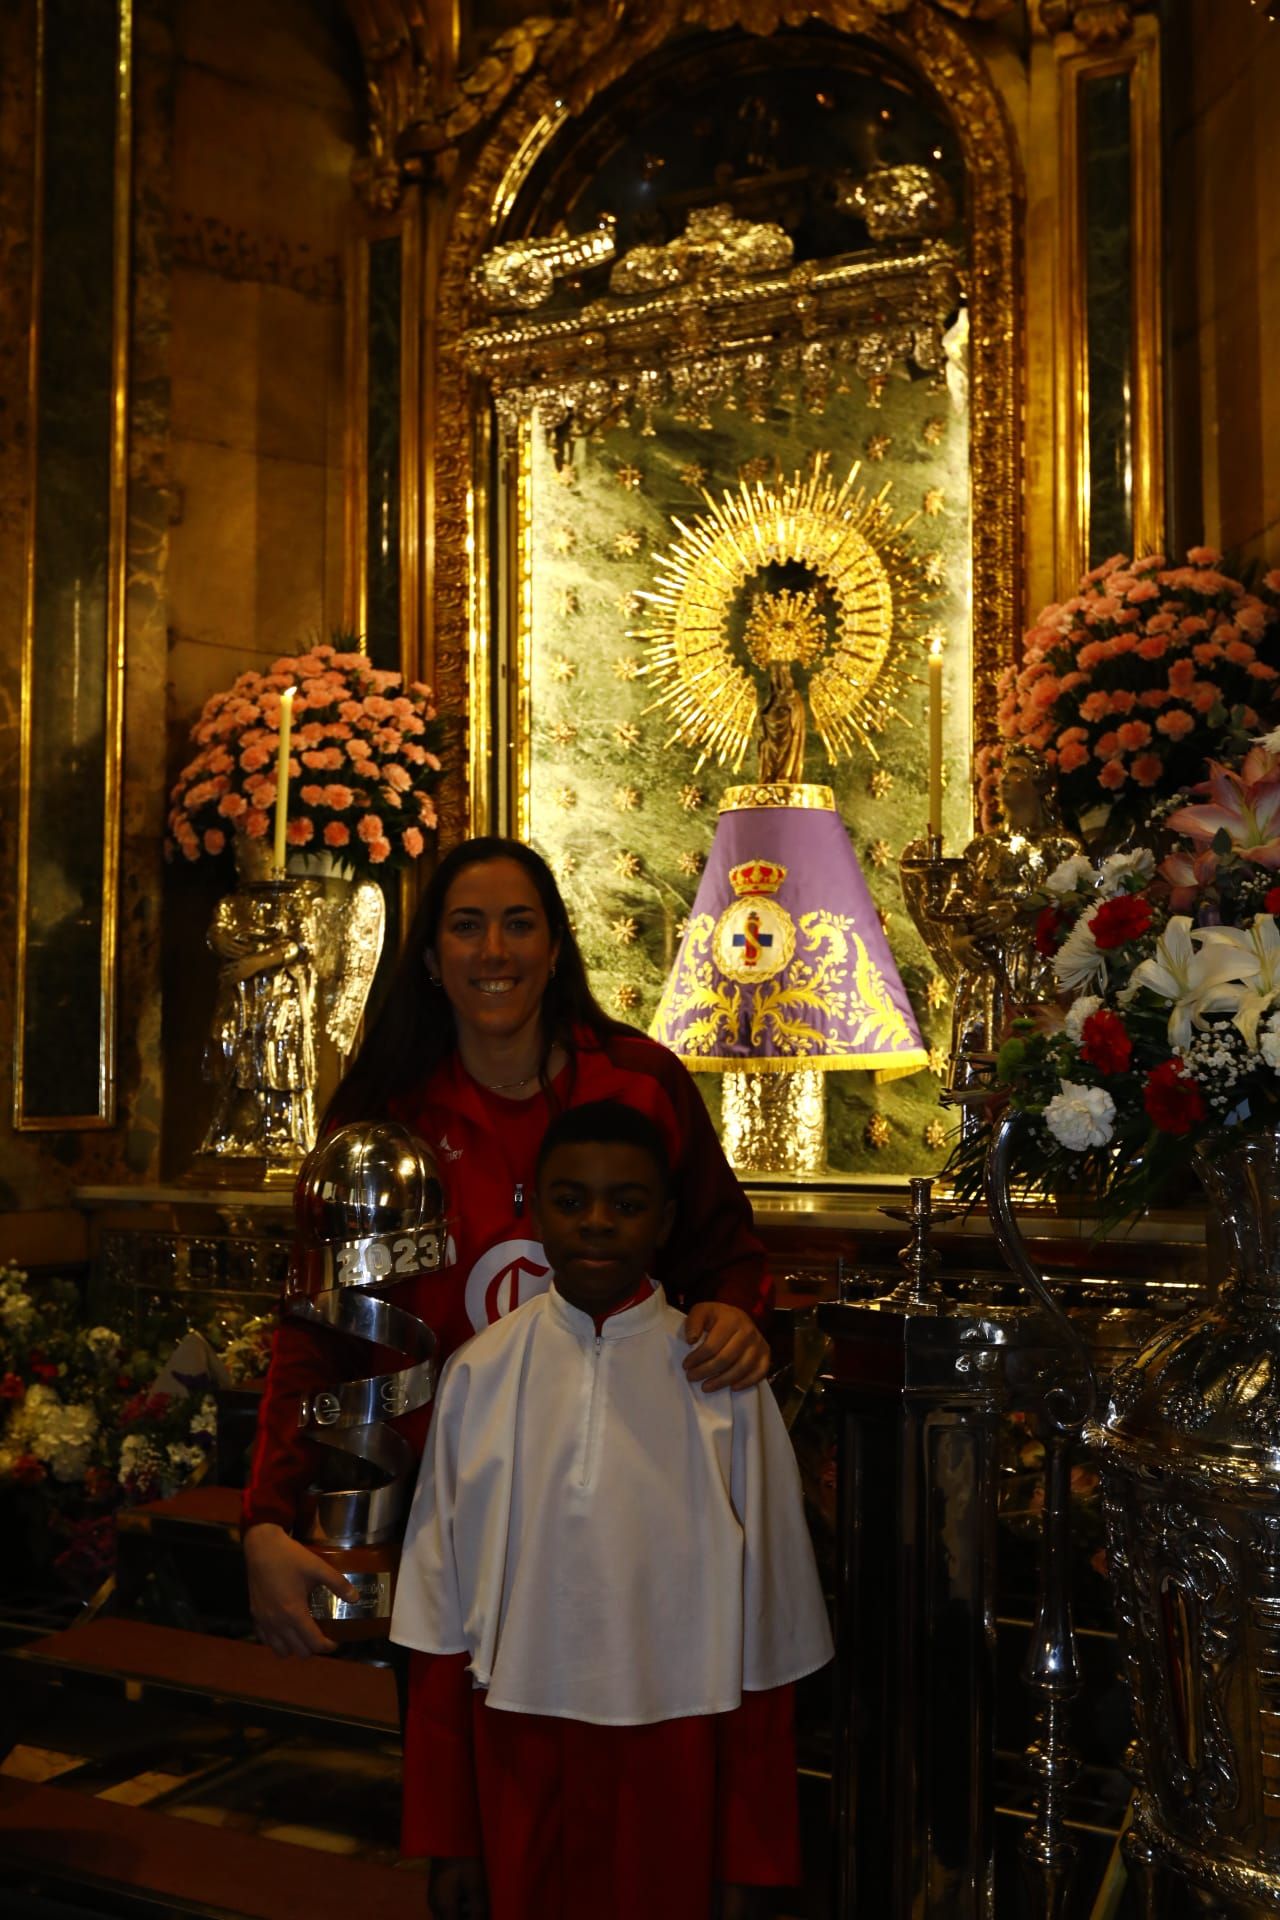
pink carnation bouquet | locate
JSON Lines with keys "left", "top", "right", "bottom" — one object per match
{"left": 996, "top": 549, "right": 1280, "bottom": 843}
{"left": 166, "top": 640, "right": 443, "bottom": 874}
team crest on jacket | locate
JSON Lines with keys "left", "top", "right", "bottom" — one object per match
{"left": 465, "top": 1237, "right": 551, "bottom": 1331}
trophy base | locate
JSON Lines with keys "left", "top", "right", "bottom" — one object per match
{"left": 304, "top": 1542, "right": 400, "bottom": 1643}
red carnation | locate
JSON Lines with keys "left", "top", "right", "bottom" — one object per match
{"left": 1143, "top": 1059, "right": 1207, "bottom": 1135}
{"left": 1089, "top": 893, "right": 1153, "bottom": 950}
{"left": 1266, "top": 886, "right": 1280, "bottom": 914}
{"left": 1080, "top": 1008, "right": 1133, "bottom": 1075}
{"left": 11, "top": 1453, "right": 46, "bottom": 1486}
{"left": 31, "top": 1361, "right": 59, "bottom": 1383}
{"left": 0, "top": 1372, "right": 24, "bottom": 1401}
{"left": 1035, "top": 906, "right": 1063, "bottom": 956}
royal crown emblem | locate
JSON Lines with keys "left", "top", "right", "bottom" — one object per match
{"left": 729, "top": 859, "right": 788, "bottom": 898}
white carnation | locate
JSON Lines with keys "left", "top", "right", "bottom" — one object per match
{"left": 1098, "top": 849, "right": 1156, "bottom": 897}
{"left": 1054, "top": 919, "right": 1107, "bottom": 994}
{"left": 1044, "top": 1080, "right": 1116, "bottom": 1152}
{"left": 1045, "top": 854, "right": 1097, "bottom": 897}
{"left": 0, "top": 1289, "right": 36, "bottom": 1335}
{"left": 166, "top": 1441, "right": 206, "bottom": 1478}
{"left": 8, "top": 1384, "right": 99, "bottom": 1483}
{"left": 40, "top": 1403, "right": 98, "bottom": 1483}
{"left": 1063, "top": 995, "right": 1102, "bottom": 1044}
{"left": 1263, "top": 1013, "right": 1280, "bottom": 1072}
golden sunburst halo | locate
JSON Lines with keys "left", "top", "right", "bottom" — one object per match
{"left": 635, "top": 456, "right": 929, "bottom": 770}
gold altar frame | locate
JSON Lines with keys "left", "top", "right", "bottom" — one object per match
{"left": 342, "top": 190, "right": 427, "bottom": 671}
{"left": 14, "top": 0, "right": 133, "bottom": 1129}
{"left": 425, "top": 1, "right": 1023, "bottom": 841}
{"left": 1053, "top": 13, "right": 1164, "bottom": 594}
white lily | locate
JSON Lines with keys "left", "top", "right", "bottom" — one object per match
{"left": 1130, "top": 916, "right": 1258, "bottom": 1049}
{"left": 1211, "top": 914, "right": 1280, "bottom": 1049}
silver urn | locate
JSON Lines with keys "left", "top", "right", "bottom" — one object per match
{"left": 1099, "top": 1131, "right": 1280, "bottom": 1912}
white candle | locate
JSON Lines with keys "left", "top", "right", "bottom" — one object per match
{"left": 272, "top": 686, "right": 297, "bottom": 875}
{"left": 928, "top": 639, "right": 944, "bottom": 840}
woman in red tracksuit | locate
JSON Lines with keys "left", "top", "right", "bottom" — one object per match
{"left": 241, "top": 838, "right": 778, "bottom": 1863}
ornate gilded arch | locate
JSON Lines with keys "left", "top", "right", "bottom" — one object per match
{"left": 426, "top": 1, "right": 1022, "bottom": 837}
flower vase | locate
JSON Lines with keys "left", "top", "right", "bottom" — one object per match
{"left": 1099, "top": 1129, "right": 1280, "bottom": 1911}
{"left": 187, "top": 834, "right": 385, "bottom": 1186}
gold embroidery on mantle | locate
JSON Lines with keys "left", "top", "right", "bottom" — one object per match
{"left": 653, "top": 909, "right": 926, "bottom": 1071}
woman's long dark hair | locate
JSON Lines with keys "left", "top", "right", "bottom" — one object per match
{"left": 325, "top": 837, "right": 624, "bottom": 1126}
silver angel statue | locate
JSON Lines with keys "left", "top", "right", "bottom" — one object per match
{"left": 196, "top": 867, "right": 385, "bottom": 1182}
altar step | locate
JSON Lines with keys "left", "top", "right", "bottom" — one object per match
{"left": 10, "top": 1617, "right": 399, "bottom": 1742}
{"left": 0, "top": 1775, "right": 419, "bottom": 1920}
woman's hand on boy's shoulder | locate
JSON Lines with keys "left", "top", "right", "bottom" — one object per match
{"left": 682, "top": 1301, "right": 770, "bottom": 1392}
{"left": 429, "top": 1857, "right": 489, "bottom": 1919}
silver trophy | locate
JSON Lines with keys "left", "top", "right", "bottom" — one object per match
{"left": 289, "top": 1121, "right": 447, "bottom": 1638}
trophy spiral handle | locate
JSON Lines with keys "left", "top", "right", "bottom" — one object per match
{"left": 288, "top": 1122, "right": 448, "bottom": 1630}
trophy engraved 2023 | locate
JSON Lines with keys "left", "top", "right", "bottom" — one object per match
{"left": 290, "top": 1121, "right": 447, "bottom": 1638}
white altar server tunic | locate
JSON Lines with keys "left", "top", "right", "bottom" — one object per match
{"left": 391, "top": 1280, "right": 832, "bottom": 1726}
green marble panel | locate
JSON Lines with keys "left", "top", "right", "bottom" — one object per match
{"left": 20, "top": 0, "right": 122, "bottom": 1121}
{"left": 365, "top": 235, "right": 402, "bottom": 673}
{"left": 525, "top": 369, "right": 971, "bottom": 1178}
{"left": 1082, "top": 69, "right": 1133, "bottom": 567}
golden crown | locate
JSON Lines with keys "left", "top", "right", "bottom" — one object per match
{"left": 728, "top": 859, "right": 787, "bottom": 898}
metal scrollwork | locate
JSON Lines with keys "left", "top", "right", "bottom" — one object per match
{"left": 1098, "top": 1127, "right": 1280, "bottom": 1905}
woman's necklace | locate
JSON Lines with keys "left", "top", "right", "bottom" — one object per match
{"left": 471, "top": 1064, "right": 540, "bottom": 1093}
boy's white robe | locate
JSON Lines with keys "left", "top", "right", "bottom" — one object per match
{"left": 391, "top": 1281, "right": 833, "bottom": 1726}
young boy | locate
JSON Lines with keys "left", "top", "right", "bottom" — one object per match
{"left": 391, "top": 1100, "right": 832, "bottom": 1920}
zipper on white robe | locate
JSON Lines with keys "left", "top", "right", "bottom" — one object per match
{"left": 580, "top": 1333, "right": 603, "bottom": 1489}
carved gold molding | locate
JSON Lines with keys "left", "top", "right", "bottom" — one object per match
{"left": 342, "top": 1, "right": 1017, "bottom": 204}
{"left": 1053, "top": 12, "right": 1163, "bottom": 591}
{"left": 426, "top": 1, "right": 1022, "bottom": 839}
{"left": 15, "top": 0, "right": 132, "bottom": 1128}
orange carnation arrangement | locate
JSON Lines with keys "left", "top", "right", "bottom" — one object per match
{"left": 166, "top": 639, "right": 443, "bottom": 875}
{"left": 996, "top": 549, "right": 1280, "bottom": 843}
